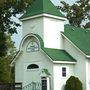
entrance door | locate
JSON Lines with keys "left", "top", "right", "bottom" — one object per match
{"left": 41, "top": 77, "right": 47, "bottom": 90}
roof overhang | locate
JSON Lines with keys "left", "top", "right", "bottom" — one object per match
{"left": 53, "top": 61, "right": 76, "bottom": 64}
{"left": 10, "top": 50, "right": 23, "bottom": 67}
{"left": 61, "top": 33, "right": 90, "bottom": 58}
{"left": 41, "top": 49, "right": 76, "bottom": 64}
{"left": 20, "top": 13, "right": 67, "bottom": 21}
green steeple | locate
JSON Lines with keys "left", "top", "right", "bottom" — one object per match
{"left": 21, "top": 0, "right": 65, "bottom": 19}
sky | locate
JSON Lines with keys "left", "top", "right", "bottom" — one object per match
{"left": 12, "top": 0, "right": 76, "bottom": 49}
{"left": 52, "top": 0, "right": 76, "bottom": 5}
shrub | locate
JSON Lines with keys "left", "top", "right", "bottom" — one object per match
{"left": 65, "top": 76, "right": 82, "bottom": 90}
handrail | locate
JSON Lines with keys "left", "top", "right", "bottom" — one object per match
{"left": 23, "top": 82, "right": 41, "bottom": 90}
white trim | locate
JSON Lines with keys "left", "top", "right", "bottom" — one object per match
{"left": 10, "top": 50, "right": 23, "bottom": 67}
{"left": 10, "top": 48, "right": 76, "bottom": 66}
{"left": 19, "top": 33, "right": 41, "bottom": 51}
{"left": 53, "top": 61, "right": 76, "bottom": 64}
{"left": 20, "top": 13, "right": 67, "bottom": 21}
{"left": 61, "top": 66, "right": 69, "bottom": 79}
{"left": 11, "top": 34, "right": 41, "bottom": 66}
{"left": 41, "top": 49, "right": 76, "bottom": 64}
{"left": 86, "top": 55, "right": 90, "bottom": 58}
{"left": 47, "top": 77, "right": 50, "bottom": 90}
{"left": 41, "top": 49, "right": 53, "bottom": 62}
{"left": 61, "top": 33, "right": 90, "bottom": 58}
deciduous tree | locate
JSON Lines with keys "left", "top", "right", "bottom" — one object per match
{"left": 0, "top": 0, "right": 32, "bottom": 56}
{"left": 59, "top": 0, "right": 90, "bottom": 28}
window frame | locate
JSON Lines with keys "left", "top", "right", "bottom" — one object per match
{"left": 27, "top": 64, "right": 39, "bottom": 70}
{"left": 61, "top": 66, "right": 68, "bottom": 78}
{"left": 62, "top": 67, "right": 66, "bottom": 77}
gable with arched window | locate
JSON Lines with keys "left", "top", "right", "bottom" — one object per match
{"left": 26, "top": 36, "right": 39, "bottom": 52}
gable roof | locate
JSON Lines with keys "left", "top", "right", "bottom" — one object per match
{"left": 62, "top": 25, "right": 90, "bottom": 56}
{"left": 20, "top": 0, "right": 65, "bottom": 19}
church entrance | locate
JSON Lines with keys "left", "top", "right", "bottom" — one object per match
{"left": 41, "top": 77, "right": 47, "bottom": 90}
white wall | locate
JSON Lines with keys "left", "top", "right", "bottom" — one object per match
{"left": 86, "top": 59, "right": 90, "bottom": 90}
{"left": 15, "top": 37, "right": 53, "bottom": 90}
{"left": 43, "top": 17, "right": 64, "bottom": 49}
{"left": 22, "top": 16, "right": 65, "bottom": 50}
{"left": 63, "top": 36, "right": 87, "bottom": 90}
{"left": 53, "top": 63, "right": 75, "bottom": 90}
{"left": 22, "top": 17, "right": 44, "bottom": 39}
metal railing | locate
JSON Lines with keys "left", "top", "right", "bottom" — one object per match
{"left": 23, "top": 82, "right": 41, "bottom": 90}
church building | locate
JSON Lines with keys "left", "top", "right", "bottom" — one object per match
{"left": 11, "top": 0, "right": 90, "bottom": 90}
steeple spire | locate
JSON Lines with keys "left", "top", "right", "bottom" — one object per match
{"left": 21, "top": 0, "right": 65, "bottom": 19}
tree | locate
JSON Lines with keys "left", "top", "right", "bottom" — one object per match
{"left": 0, "top": 0, "right": 32, "bottom": 56}
{"left": 65, "top": 76, "right": 82, "bottom": 90}
{"left": 59, "top": 0, "right": 90, "bottom": 28}
{"left": 0, "top": 35, "right": 16, "bottom": 83}
{"left": 0, "top": 0, "right": 34, "bottom": 82}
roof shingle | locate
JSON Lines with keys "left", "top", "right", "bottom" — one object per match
{"left": 63, "top": 25, "right": 90, "bottom": 55}
{"left": 20, "top": 0, "right": 65, "bottom": 19}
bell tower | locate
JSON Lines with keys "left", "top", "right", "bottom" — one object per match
{"left": 20, "top": 0, "right": 66, "bottom": 49}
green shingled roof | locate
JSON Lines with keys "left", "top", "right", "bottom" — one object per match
{"left": 43, "top": 48, "right": 76, "bottom": 62}
{"left": 63, "top": 25, "right": 90, "bottom": 55}
{"left": 34, "top": 34, "right": 76, "bottom": 62}
{"left": 21, "top": 0, "right": 65, "bottom": 19}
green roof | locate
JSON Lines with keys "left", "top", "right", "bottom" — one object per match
{"left": 41, "top": 69, "right": 51, "bottom": 76}
{"left": 21, "top": 0, "right": 65, "bottom": 19}
{"left": 63, "top": 25, "right": 90, "bottom": 55}
{"left": 34, "top": 34, "right": 76, "bottom": 62}
{"left": 43, "top": 48, "right": 76, "bottom": 62}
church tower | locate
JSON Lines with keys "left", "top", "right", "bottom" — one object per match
{"left": 20, "top": 0, "right": 66, "bottom": 49}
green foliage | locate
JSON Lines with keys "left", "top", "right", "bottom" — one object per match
{"left": 59, "top": 0, "right": 90, "bottom": 28}
{"left": 0, "top": 34, "right": 16, "bottom": 83}
{"left": 65, "top": 76, "right": 82, "bottom": 90}
{"left": 0, "top": 0, "right": 33, "bottom": 82}
{"left": 0, "top": 0, "right": 32, "bottom": 56}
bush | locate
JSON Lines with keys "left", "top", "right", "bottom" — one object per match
{"left": 65, "top": 76, "right": 82, "bottom": 90}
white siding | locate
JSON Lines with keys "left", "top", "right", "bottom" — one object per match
{"left": 15, "top": 37, "right": 53, "bottom": 90}
{"left": 53, "top": 63, "right": 75, "bottom": 90}
{"left": 63, "top": 37, "right": 87, "bottom": 90}
{"left": 87, "top": 59, "right": 90, "bottom": 90}
{"left": 22, "top": 17, "right": 44, "bottom": 39}
{"left": 43, "top": 17, "right": 64, "bottom": 49}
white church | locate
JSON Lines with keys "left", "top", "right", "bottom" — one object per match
{"left": 11, "top": 0, "right": 90, "bottom": 90}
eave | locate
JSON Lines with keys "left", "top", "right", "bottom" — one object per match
{"left": 53, "top": 61, "right": 76, "bottom": 64}
{"left": 10, "top": 50, "right": 23, "bottom": 67}
{"left": 61, "top": 33, "right": 90, "bottom": 58}
{"left": 20, "top": 14, "right": 67, "bottom": 21}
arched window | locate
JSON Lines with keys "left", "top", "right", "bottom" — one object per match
{"left": 27, "top": 64, "right": 39, "bottom": 69}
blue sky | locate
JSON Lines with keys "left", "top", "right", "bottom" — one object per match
{"left": 12, "top": 0, "right": 76, "bottom": 49}
{"left": 52, "top": 0, "right": 75, "bottom": 5}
